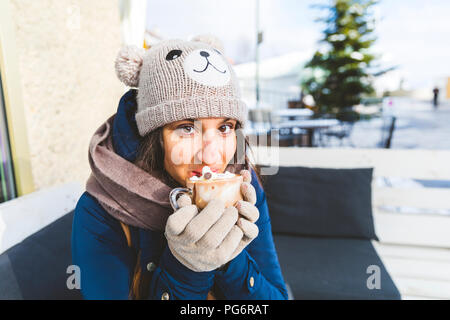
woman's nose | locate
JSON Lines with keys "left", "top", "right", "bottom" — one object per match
{"left": 195, "top": 129, "right": 221, "bottom": 164}
{"left": 197, "top": 141, "right": 219, "bottom": 164}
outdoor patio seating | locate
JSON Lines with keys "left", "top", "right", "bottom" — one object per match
{"left": 1, "top": 148, "right": 449, "bottom": 300}
{"left": 252, "top": 147, "right": 450, "bottom": 299}
{"left": 261, "top": 164, "right": 400, "bottom": 299}
{"left": 0, "top": 211, "right": 81, "bottom": 299}
{"left": 0, "top": 183, "right": 83, "bottom": 299}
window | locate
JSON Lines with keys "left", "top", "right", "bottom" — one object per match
{"left": 0, "top": 71, "right": 16, "bottom": 202}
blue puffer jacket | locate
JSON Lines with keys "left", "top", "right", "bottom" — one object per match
{"left": 71, "top": 89, "right": 289, "bottom": 300}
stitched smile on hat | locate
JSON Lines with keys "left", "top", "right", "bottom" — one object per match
{"left": 183, "top": 48, "right": 231, "bottom": 87}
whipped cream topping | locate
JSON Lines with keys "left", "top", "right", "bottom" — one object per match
{"left": 189, "top": 166, "right": 235, "bottom": 181}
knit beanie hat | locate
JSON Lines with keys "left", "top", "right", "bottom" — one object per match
{"left": 114, "top": 34, "right": 248, "bottom": 137}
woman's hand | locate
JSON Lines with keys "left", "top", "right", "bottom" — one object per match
{"left": 228, "top": 169, "right": 260, "bottom": 260}
{"left": 164, "top": 169, "right": 260, "bottom": 272}
{"left": 164, "top": 195, "right": 244, "bottom": 272}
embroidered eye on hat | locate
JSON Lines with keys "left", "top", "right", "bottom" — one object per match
{"left": 114, "top": 34, "right": 248, "bottom": 137}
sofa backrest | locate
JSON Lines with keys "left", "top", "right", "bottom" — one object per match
{"left": 251, "top": 147, "right": 450, "bottom": 249}
{"left": 0, "top": 182, "right": 83, "bottom": 299}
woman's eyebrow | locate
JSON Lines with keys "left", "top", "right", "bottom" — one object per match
{"left": 169, "top": 119, "right": 194, "bottom": 129}
{"left": 175, "top": 119, "right": 195, "bottom": 124}
{"left": 221, "top": 118, "right": 233, "bottom": 123}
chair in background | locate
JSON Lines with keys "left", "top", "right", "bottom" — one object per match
{"left": 377, "top": 116, "right": 396, "bottom": 148}
{"left": 247, "top": 108, "right": 274, "bottom": 146}
{"left": 272, "top": 127, "right": 308, "bottom": 147}
{"left": 248, "top": 108, "right": 313, "bottom": 147}
{"left": 316, "top": 110, "right": 359, "bottom": 147}
{"left": 316, "top": 121, "right": 355, "bottom": 147}
{"left": 248, "top": 108, "right": 272, "bottom": 133}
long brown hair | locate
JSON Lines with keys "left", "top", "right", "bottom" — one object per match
{"left": 127, "top": 121, "right": 263, "bottom": 300}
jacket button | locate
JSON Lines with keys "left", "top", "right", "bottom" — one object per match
{"left": 161, "top": 292, "right": 170, "bottom": 300}
{"left": 249, "top": 276, "right": 255, "bottom": 288}
{"left": 147, "top": 262, "right": 156, "bottom": 272}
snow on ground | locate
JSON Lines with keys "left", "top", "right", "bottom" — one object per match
{"left": 315, "top": 97, "right": 450, "bottom": 216}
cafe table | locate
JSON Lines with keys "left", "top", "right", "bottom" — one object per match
{"left": 271, "top": 108, "right": 314, "bottom": 120}
{"left": 271, "top": 119, "right": 340, "bottom": 147}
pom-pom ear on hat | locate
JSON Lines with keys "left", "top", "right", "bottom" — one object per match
{"left": 115, "top": 45, "right": 145, "bottom": 87}
{"left": 189, "top": 33, "right": 225, "bottom": 54}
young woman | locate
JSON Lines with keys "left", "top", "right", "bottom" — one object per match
{"left": 71, "top": 35, "right": 288, "bottom": 300}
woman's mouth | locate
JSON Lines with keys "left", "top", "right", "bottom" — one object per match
{"left": 190, "top": 171, "right": 202, "bottom": 177}
{"left": 190, "top": 167, "right": 219, "bottom": 177}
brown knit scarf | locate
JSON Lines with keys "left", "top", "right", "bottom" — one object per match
{"left": 85, "top": 114, "right": 176, "bottom": 231}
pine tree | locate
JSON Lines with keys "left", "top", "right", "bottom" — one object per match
{"left": 302, "top": 0, "right": 378, "bottom": 120}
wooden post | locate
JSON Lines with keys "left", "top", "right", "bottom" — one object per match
{"left": 447, "top": 77, "right": 450, "bottom": 99}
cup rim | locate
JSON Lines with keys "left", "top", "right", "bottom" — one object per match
{"left": 185, "top": 173, "right": 243, "bottom": 185}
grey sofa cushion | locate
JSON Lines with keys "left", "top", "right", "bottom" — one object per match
{"left": 263, "top": 166, "right": 378, "bottom": 240}
{"left": 0, "top": 254, "right": 23, "bottom": 299}
{"left": 273, "top": 234, "right": 401, "bottom": 300}
{"left": 0, "top": 211, "right": 82, "bottom": 300}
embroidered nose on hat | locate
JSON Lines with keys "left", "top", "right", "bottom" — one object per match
{"left": 114, "top": 34, "right": 248, "bottom": 137}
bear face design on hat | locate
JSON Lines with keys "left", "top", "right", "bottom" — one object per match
{"left": 115, "top": 34, "right": 248, "bottom": 137}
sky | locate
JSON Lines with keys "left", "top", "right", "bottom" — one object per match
{"left": 146, "top": 0, "right": 450, "bottom": 90}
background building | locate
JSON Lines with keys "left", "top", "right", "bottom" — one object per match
{"left": 0, "top": 0, "right": 126, "bottom": 201}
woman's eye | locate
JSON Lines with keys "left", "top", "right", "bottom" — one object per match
{"left": 166, "top": 49, "right": 182, "bottom": 61}
{"left": 176, "top": 125, "right": 195, "bottom": 135}
{"left": 219, "top": 123, "right": 234, "bottom": 134}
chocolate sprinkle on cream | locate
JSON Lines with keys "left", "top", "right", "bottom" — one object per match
{"left": 204, "top": 172, "right": 212, "bottom": 180}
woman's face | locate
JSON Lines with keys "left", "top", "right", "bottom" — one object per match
{"left": 161, "top": 117, "right": 238, "bottom": 186}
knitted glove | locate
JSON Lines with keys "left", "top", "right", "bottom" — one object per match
{"left": 165, "top": 196, "right": 243, "bottom": 272}
{"left": 228, "top": 169, "right": 260, "bottom": 260}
